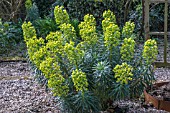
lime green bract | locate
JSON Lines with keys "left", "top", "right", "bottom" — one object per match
{"left": 25, "top": 0, "right": 32, "bottom": 10}
{"left": 64, "top": 41, "right": 84, "bottom": 66}
{"left": 122, "top": 21, "right": 135, "bottom": 38}
{"left": 104, "top": 23, "right": 120, "bottom": 48}
{"left": 120, "top": 38, "right": 135, "bottom": 62}
{"left": 48, "top": 75, "right": 69, "bottom": 97}
{"left": 113, "top": 63, "right": 133, "bottom": 84}
{"left": 22, "top": 22, "right": 36, "bottom": 42}
{"left": 102, "top": 10, "right": 116, "bottom": 32}
{"left": 54, "top": 6, "right": 70, "bottom": 25}
{"left": 59, "top": 23, "right": 77, "bottom": 42}
{"left": 79, "top": 14, "right": 98, "bottom": 44}
{"left": 72, "top": 69, "right": 88, "bottom": 92}
{"left": 143, "top": 39, "right": 158, "bottom": 64}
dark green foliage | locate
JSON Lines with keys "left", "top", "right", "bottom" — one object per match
{"left": 61, "top": 91, "right": 101, "bottom": 113}
{"left": 149, "top": 3, "right": 164, "bottom": 31}
{"left": 51, "top": 0, "right": 139, "bottom": 28}
{"left": 0, "top": 19, "right": 23, "bottom": 55}
{"left": 33, "top": 17, "right": 59, "bottom": 38}
{"left": 26, "top": 3, "right": 40, "bottom": 22}
{"left": 70, "top": 19, "right": 80, "bottom": 37}
{"left": 109, "top": 83, "right": 130, "bottom": 100}
{"left": 129, "top": 3, "right": 143, "bottom": 36}
{"left": 33, "top": 0, "right": 56, "bottom": 17}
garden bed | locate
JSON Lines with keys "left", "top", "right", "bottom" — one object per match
{"left": 0, "top": 61, "right": 169, "bottom": 113}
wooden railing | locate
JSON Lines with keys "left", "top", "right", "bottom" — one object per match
{"left": 144, "top": 0, "right": 170, "bottom": 67}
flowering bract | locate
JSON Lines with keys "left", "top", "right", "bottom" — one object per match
{"left": 46, "top": 40, "right": 64, "bottom": 57}
{"left": 104, "top": 23, "right": 120, "bottom": 48}
{"left": 46, "top": 31, "right": 62, "bottom": 41}
{"left": 122, "top": 21, "right": 135, "bottom": 38}
{"left": 25, "top": 0, "right": 32, "bottom": 10}
{"left": 113, "top": 63, "right": 133, "bottom": 84}
{"left": 32, "top": 46, "right": 47, "bottom": 68}
{"left": 79, "top": 14, "right": 98, "bottom": 44}
{"left": 64, "top": 41, "right": 84, "bottom": 65}
{"left": 26, "top": 37, "right": 44, "bottom": 61}
{"left": 59, "top": 23, "right": 77, "bottom": 42}
{"left": 48, "top": 75, "right": 69, "bottom": 97}
{"left": 54, "top": 6, "right": 70, "bottom": 25}
{"left": 40, "top": 57, "right": 61, "bottom": 79}
{"left": 143, "top": 39, "right": 158, "bottom": 64}
{"left": 120, "top": 38, "right": 135, "bottom": 62}
{"left": 102, "top": 10, "right": 116, "bottom": 32}
{"left": 22, "top": 22, "right": 36, "bottom": 42}
{"left": 72, "top": 69, "right": 88, "bottom": 92}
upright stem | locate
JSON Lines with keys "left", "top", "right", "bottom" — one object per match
{"left": 109, "top": 47, "right": 113, "bottom": 64}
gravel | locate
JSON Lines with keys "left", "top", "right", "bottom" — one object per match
{"left": 0, "top": 62, "right": 61, "bottom": 113}
{"left": 0, "top": 61, "right": 30, "bottom": 77}
{"left": 0, "top": 61, "right": 170, "bottom": 113}
{"left": 154, "top": 68, "right": 170, "bottom": 82}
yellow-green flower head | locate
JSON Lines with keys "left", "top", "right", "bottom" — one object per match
{"left": 46, "top": 31, "right": 62, "bottom": 42}
{"left": 84, "top": 14, "right": 96, "bottom": 26}
{"left": 59, "top": 23, "right": 77, "bottom": 42}
{"left": 122, "top": 21, "right": 135, "bottom": 38}
{"left": 120, "top": 38, "right": 135, "bottom": 62}
{"left": 64, "top": 41, "right": 85, "bottom": 65}
{"left": 46, "top": 40, "right": 64, "bottom": 57}
{"left": 142, "top": 39, "right": 158, "bottom": 64}
{"left": 22, "top": 21, "right": 36, "bottom": 42}
{"left": 25, "top": 0, "right": 32, "bottom": 10}
{"left": 32, "top": 46, "right": 47, "bottom": 68}
{"left": 79, "top": 14, "right": 98, "bottom": 44}
{"left": 54, "top": 6, "right": 70, "bottom": 25}
{"left": 48, "top": 75, "right": 69, "bottom": 97}
{"left": 3, "top": 22, "right": 9, "bottom": 28}
{"left": 26, "top": 37, "right": 44, "bottom": 61}
{"left": 72, "top": 69, "right": 88, "bottom": 92}
{"left": 102, "top": 10, "right": 116, "bottom": 32}
{"left": 40, "top": 57, "right": 61, "bottom": 79}
{"left": 104, "top": 23, "right": 120, "bottom": 47}
{"left": 76, "top": 41, "right": 87, "bottom": 50}
{"left": 113, "top": 63, "right": 133, "bottom": 84}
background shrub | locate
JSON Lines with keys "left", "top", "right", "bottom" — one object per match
{"left": 0, "top": 19, "right": 23, "bottom": 55}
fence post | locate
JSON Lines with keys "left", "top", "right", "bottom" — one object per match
{"left": 164, "top": 0, "right": 168, "bottom": 63}
{"left": 144, "top": 0, "right": 150, "bottom": 40}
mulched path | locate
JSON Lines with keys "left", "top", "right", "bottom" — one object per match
{"left": 0, "top": 61, "right": 169, "bottom": 113}
{"left": 0, "top": 61, "right": 61, "bottom": 113}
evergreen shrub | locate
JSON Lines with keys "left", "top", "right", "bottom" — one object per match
{"left": 22, "top": 6, "right": 158, "bottom": 113}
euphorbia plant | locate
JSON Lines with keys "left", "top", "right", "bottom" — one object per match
{"left": 22, "top": 6, "right": 158, "bottom": 113}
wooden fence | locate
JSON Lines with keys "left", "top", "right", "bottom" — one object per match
{"left": 144, "top": 0, "right": 170, "bottom": 67}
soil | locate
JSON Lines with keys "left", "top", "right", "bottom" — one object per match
{"left": 149, "top": 82, "right": 170, "bottom": 101}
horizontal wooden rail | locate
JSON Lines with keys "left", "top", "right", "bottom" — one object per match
{"left": 154, "top": 62, "right": 170, "bottom": 67}
{"left": 0, "top": 59, "right": 27, "bottom": 63}
{"left": 150, "top": 0, "right": 170, "bottom": 3}
{"left": 149, "top": 32, "right": 170, "bottom": 35}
